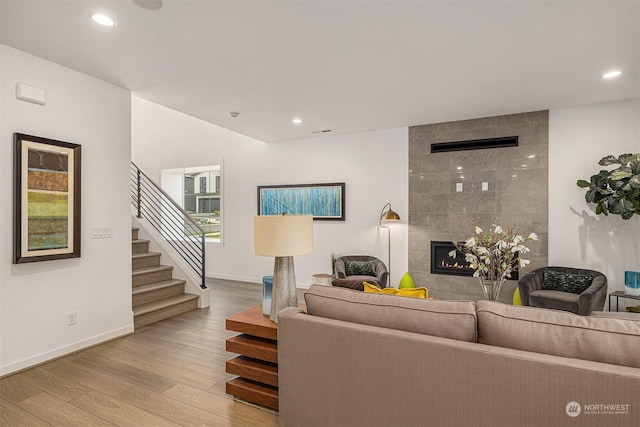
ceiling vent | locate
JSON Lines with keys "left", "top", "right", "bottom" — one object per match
{"left": 311, "top": 129, "right": 333, "bottom": 134}
{"left": 431, "top": 136, "right": 518, "bottom": 153}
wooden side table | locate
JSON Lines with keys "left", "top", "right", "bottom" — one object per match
{"left": 225, "top": 305, "right": 279, "bottom": 410}
{"left": 312, "top": 273, "right": 333, "bottom": 286}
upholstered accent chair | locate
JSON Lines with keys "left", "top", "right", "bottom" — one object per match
{"left": 518, "top": 266, "right": 607, "bottom": 315}
{"left": 334, "top": 255, "right": 389, "bottom": 288}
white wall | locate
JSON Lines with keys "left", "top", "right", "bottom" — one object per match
{"left": 549, "top": 99, "right": 640, "bottom": 293}
{"left": 132, "top": 96, "right": 409, "bottom": 287}
{"left": 0, "top": 45, "right": 132, "bottom": 375}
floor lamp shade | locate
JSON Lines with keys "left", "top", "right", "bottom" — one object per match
{"left": 254, "top": 214, "right": 313, "bottom": 322}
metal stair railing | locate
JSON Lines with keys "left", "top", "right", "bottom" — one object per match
{"left": 131, "top": 162, "right": 207, "bottom": 289}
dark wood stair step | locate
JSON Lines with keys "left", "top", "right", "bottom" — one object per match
{"left": 132, "top": 252, "right": 162, "bottom": 269}
{"left": 133, "top": 293, "right": 199, "bottom": 329}
{"left": 132, "top": 265, "right": 173, "bottom": 286}
{"left": 132, "top": 279, "right": 186, "bottom": 307}
{"left": 132, "top": 239, "right": 150, "bottom": 254}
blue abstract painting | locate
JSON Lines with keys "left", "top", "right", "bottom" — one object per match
{"left": 258, "top": 183, "right": 345, "bottom": 220}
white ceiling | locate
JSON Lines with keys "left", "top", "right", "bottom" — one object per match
{"left": 1, "top": 0, "right": 638, "bottom": 143}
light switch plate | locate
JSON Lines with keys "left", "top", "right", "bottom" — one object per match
{"left": 482, "top": 182, "right": 489, "bottom": 191}
{"left": 456, "top": 183, "right": 463, "bottom": 192}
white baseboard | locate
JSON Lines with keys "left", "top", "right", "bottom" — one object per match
{"left": 207, "top": 274, "right": 312, "bottom": 289}
{"left": 0, "top": 325, "right": 134, "bottom": 377}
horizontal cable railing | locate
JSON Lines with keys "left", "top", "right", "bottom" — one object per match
{"left": 131, "top": 162, "right": 206, "bottom": 289}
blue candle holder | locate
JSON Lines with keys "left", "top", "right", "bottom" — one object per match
{"left": 262, "top": 276, "right": 274, "bottom": 315}
{"left": 624, "top": 271, "right": 640, "bottom": 296}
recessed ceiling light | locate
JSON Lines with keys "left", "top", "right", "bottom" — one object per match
{"left": 521, "top": 164, "right": 527, "bottom": 168}
{"left": 528, "top": 154, "right": 536, "bottom": 159}
{"left": 456, "top": 166, "right": 463, "bottom": 170}
{"left": 602, "top": 70, "right": 622, "bottom": 79}
{"left": 292, "top": 118, "right": 302, "bottom": 124}
{"left": 228, "top": 111, "right": 240, "bottom": 118}
{"left": 91, "top": 14, "right": 116, "bottom": 27}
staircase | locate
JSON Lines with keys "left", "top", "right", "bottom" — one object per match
{"left": 132, "top": 228, "right": 199, "bottom": 329}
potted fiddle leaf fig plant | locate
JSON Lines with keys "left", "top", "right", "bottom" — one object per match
{"left": 577, "top": 153, "right": 640, "bottom": 220}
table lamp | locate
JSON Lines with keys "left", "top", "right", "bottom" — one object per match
{"left": 254, "top": 213, "right": 313, "bottom": 322}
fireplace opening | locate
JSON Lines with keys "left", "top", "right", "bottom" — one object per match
{"left": 430, "top": 241, "right": 519, "bottom": 280}
{"left": 430, "top": 241, "right": 474, "bottom": 277}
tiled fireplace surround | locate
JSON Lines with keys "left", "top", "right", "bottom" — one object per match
{"left": 408, "top": 111, "right": 549, "bottom": 303}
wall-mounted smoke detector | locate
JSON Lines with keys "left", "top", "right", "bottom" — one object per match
{"left": 311, "top": 129, "right": 333, "bottom": 134}
{"left": 228, "top": 111, "right": 240, "bottom": 118}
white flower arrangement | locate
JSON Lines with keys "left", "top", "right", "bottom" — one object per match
{"left": 449, "top": 225, "right": 538, "bottom": 281}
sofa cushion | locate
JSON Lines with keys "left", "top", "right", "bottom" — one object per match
{"left": 477, "top": 300, "right": 640, "bottom": 368}
{"left": 304, "top": 284, "right": 477, "bottom": 342}
{"left": 345, "top": 260, "right": 377, "bottom": 277}
{"left": 331, "top": 279, "right": 367, "bottom": 291}
{"left": 363, "top": 281, "right": 428, "bottom": 299}
{"left": 542, "top": 268, "right": 593, "bottom": 294}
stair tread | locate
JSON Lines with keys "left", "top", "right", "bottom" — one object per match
{"left": 132, "top": 279, "right": 186, "bottom": 296}
{"left": 132, "top": 252, "right": 162, "bottom": 259}
{"left": 133, "top": 294, "right": 199, "bottom": 316}
{"left": 132, "top": 265, "right": 173, "bottom": 275}
{"left": 132, "top": 238, "right": 150, "bottom": 243}
{"left": 132, "top": 227, "right": 139, "bottom": 231}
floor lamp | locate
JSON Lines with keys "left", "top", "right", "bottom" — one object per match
{"left": 254, "top": 214, "right": 313, "bottom": 323}
{"left": 379, "top": 203, "right": 400, "bottom": 287}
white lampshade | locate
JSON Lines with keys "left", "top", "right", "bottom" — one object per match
{"left": 254, "top": 214, "right": 313, "bottom": 257}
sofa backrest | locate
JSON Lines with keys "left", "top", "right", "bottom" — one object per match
{"left": 477, "top": 300, "right": 640, "bottom": 368}
{"left": 304, "top": 284, "right": 478, "bottom": 342}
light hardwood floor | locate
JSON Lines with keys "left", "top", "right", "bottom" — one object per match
{"left": 0, "top": 279, "right": 288, "bottom": 426}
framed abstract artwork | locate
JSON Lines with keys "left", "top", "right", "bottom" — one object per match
{"left": 257, "top": 183, "right": 345, "bottom": 220}
{"left": 13, "top": 133, "right": 81, "bottom": 263}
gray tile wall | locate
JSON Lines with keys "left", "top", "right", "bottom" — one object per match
{"left": 408, "top": 111, "right": 549, "bottom": 303}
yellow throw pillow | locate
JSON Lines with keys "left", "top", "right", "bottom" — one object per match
{"left": 363, "top": 282, "right": 428, "bottom": 299}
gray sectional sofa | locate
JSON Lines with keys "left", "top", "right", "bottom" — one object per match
{"left": 278, "top": 285, "right": 640, "bottom": 427}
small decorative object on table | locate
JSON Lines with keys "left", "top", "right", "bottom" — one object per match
{"left": 449, "top": 225, "right": 538, "bottom": 301}
{"left": 262, "top": 276, "right": 274, "bottom": 315}
{"left": 624, "top": 271, "right": 640, "bottom": 296}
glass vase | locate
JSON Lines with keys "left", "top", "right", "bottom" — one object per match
{"left": 479, "top": 276, "right": 506, "bottom": 301}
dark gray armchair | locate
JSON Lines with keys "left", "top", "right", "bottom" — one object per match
{"left": 334, "top": 255, "right": 389, "bottom": 288}
{"left": 518, "top": 266, "right": 607, "bottom": 315}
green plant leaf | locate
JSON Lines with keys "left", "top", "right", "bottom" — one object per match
{"left": 599, "top": 155, "right": 620, "bottom": 166}
{"left": 630, "top": 175, "right": 640, "bottom": 188}
{"left": 576, "top": 179, "right": 591, "bottom": 188}
{"left": 610, "top": 170, "right": 633, "bottom": 181}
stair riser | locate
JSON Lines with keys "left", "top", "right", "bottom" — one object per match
{"left": 132, "top": 229, "right": 139, "bottom": 240}
{"left": 132, "top": 241, "right": 149, "bottom": 254}
{"left": 133, "top": 284, "right": 185, "bottom": 307}
{"left": 133, "top": 269, "right": 173, "bottom": 286}
{"left": 132, "top": 254, "right": 161, "bottom": 270}
{"left": 134, "top": 299, "right": 198, "bottom": 329}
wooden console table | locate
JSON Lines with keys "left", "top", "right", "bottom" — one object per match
{"left": 225, "top": 305, "right": 279, "bottom": 410}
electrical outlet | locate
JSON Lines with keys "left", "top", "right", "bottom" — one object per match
{"left": 482, "top": 182, "right": 489, "bottom": 191}
{"left": 67, "top": 311, "right": 77, "bottom": 326}
{"left": 456, "top": 183, "right": 463, "bottom": 192}
{"left": 586, "top": 226, "right": 596, "bottom": 237}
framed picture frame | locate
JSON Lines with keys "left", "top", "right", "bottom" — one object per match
{"left": 14, "top": 133, "right": 81, "bottom": 263}
{"left": 257, "top": 182, "right": 345, "bottom": 220}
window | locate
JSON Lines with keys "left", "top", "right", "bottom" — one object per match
{"left": 161, "top": 165, "right": 223, "bottom": 243}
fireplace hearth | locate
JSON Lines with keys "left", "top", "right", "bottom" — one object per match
{"left": 430, "top": 241, "right": 519, "bottom": 280}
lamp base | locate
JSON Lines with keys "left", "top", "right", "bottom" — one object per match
{"left": 270, "top": 256, "right": 298, "bottom": 323}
